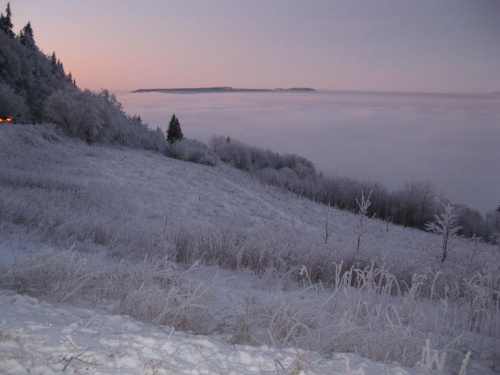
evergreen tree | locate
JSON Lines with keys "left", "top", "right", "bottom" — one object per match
{"left": 166, "top": 114, "right": 184, "bottom": 144}
{"left": 67, "top": 72, "right": 75, "bottom": 85}
{"left": 50, "top": 52, "right": 58, "bottom": 71}
{"left": 0, "top": 3, "right": 14, "bottom": 38}
{"left": 19, "top": 22, "right": 35, "bottom": 49}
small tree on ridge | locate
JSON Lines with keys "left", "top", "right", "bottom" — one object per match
{"left": 167, "top": 114, "right": 183, "bottom": 144}
{"left": 355, "top": 189, "right": 373, "bottom": 253}
{"left": 0, "top": 3, "right": 15, "bottom": 38}
{"left": 425, "top": 202, "right": 462, "bottom": 264}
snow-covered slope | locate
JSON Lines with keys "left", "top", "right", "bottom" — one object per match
{"left": 0, "top": 124, "right": 498, "bottom": 374}
{"left": 0, "top": 291, "right": 416, "bottom": 374}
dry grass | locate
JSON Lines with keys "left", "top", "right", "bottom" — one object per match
{"left": 1, "top": 124, "right": 499, "bottom": 373}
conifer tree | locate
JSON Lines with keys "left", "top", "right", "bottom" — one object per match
{"left": 67, "top": 72, "right": 75, "bottom": 85}
{"left": 50, "top": 52, "right": 57, "bottom": 70}
{"left": 167, "top": 114, "right": 184, "bottom": 144}
{"left": 19, "top": 22, "right": 35, "bottom": 49}
{"left": 0, "top": 3, "right": 14, "bottom": 38}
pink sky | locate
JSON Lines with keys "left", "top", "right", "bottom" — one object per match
{"left": 5, "top": 0, "right": 500, "bottom": 93}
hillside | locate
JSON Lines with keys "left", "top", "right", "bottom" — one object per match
{"left": 0, "top": 124, "right": 499, "bottom": 374}
{"left": 1, "top": 4, "right": 498, "bottom": 372}
{"left": 2, "top": 2, "right": 496, "bottom": 240}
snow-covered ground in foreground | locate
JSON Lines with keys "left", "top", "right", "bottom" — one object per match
{"left": 0, "top": 124, "right": 498, "bottom": 374}
{"left": 0, "top": 291, "right": 418, "bottom": 375}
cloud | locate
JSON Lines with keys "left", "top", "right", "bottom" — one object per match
{"left": 117, "top": 91, "right": 500, "bottom": 213}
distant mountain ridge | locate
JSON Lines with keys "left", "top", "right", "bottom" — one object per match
{"left": 132, "top": 87, "right": 316, "bottom": 94}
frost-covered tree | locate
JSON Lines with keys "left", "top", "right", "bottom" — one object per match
{"left": 355, "top": 190, "right": 372, "bottom": 253}
{"left": 425, "top": 202, "right": 463, "bottom": 264}
{"left": 147, "top": 127, "right": 168, "bottom": 152}
{"left": 0, "top": 10, "right": 73, "bottom": 121}
{"left": 45, "top": 87, "right": 160, "bottom": 147}
{"left": 164, "top": 138, "right": 218, "bottom": 166}
{"left": 210, "top": 136, "right": 252, "bottom": 171}
{"left": 325, "top": 203, "right": 333, "bottom": 244}
{"left": 484, "top": 204, "right": 500, "bottom": 245}
{"left": 50, "top": 52, "right": 66, "bottom": 76}
{"left": 166, "top": 114, "right": 183, "bottom": 144}
{"left": 0, "top": 3, "right": 14, "bottom": 38}
{"left": 44, "top": 87, "right": 104, "bottom": 143}
{"left": 19, "top": 22, "right": 35, "bottom": 49}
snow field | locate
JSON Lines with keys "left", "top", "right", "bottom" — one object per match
{"left": 1, "top": 291, "right": 422, "bottom": 374}
{"left": 0, "top": 124, "right": 499, "bottom": 374}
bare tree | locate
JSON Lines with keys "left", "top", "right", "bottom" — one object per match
{"left": 325, "top": 202, "right": 333, "bottom": 244}
{"left": 355, "top": 190, "right": 372, "bottom": 253}
{"left": 425, "top": 202, "right": 462, "bottom": 264}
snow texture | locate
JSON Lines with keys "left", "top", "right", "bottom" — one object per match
{"left": 0, "top": 291, "right": 416, "bottom": 374}
{"left": 0, "top": 124, "right": 498, "bottom": 374}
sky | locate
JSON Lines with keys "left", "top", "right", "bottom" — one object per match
{"left": 4, "top": 0, "right": 500, "bottom": 94}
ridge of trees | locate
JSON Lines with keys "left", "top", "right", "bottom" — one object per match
{"left": 0, "top": 8, "right": 154, "bottom": 146}
{"left": 0, "top": 4, "right": 219, "bottom": 165}
{"left": 210, "top": 136, "right": 500, "bottom": 243}
{"left": 0, "top": 2, "right": 14, "bottom": 38}
{"left": 0, "top": 5, "right": 73, "bottom": 121}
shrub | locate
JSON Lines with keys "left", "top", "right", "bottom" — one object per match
{"left": 164, "top": 138, "right": 218, "bottom": 166}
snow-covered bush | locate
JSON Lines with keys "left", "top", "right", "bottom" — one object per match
{"left": 44, "top": 87, "right": 105, "bottom": 143}
{"left": 165, "top": 138, "right": 218, "bottom": 166}
{"left": 210, "top": 135, "right": 317, "bottom": 180}
{"left": 44, "top": 87, "right": 159, "bottom": 148}
{"left": 210, "top": 136, "right": 252, "bottom": 170}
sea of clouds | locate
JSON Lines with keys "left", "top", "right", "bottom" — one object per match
{"left": 117, "top": 90, "right": 500, "bottom": 214}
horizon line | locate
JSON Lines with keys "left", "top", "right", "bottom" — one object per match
{"left": 124, "top": 86, "right": 498, "bottom": 97}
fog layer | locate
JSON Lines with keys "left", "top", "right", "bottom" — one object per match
{"left": 117, "top": 91, "right": 500, "bottom": 214}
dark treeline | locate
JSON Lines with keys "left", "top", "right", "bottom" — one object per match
{"left": 210, "top": 136, "right": 500, "bottom": 243}
{"left": 0, "top": 4, "right": 217, "bottom": 165}
{"left": 0, "top": 5, "right": 72, "bottom": 122}
{"left": 0, "top": 4, "right": 156, "bottom": 146}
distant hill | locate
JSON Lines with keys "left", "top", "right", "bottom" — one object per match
{"left": 132, "top": 87, "right": 316, "bottom": 94}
